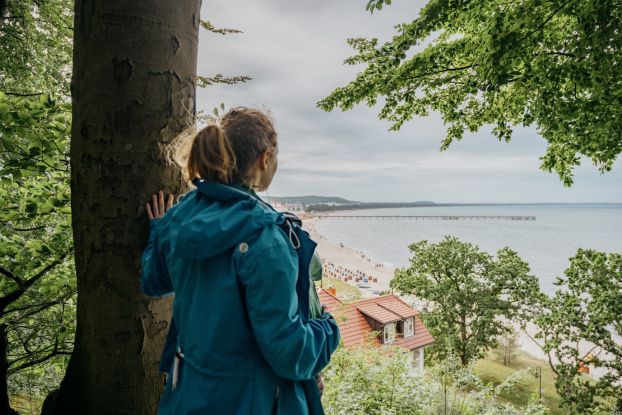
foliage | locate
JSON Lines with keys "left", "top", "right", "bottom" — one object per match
{"left": 200, "top": 20, "right": 242, "bottom": 35}
{"left": 195, "top": 23, "right": 252, "bottom": 124}
{"left": 365, "top": 0, "right": 391, "bottom": 14}
{"left": 322, "top": 344, "right": 551, "bottom": 414}
{"left": 391, "top": 236, "right": 542, "bottom": 365}
{"left": 495, "top": 327, "right": 520, "bottom": 366}
{"left": 1, "top": 0, "right": 75, "bottom": 409}
{"left": 0, "top": 92, "right": 75, "bottom": 409}
{"left": 315, "top": 278, "right": 361, "bottom": 302}
{"left": 475, "top": 351, "right": 563, "bottom": 414}
{"left": 319, "top": 0, "right": 622, "bottom": 185}
{"left": 197, "top": 74, "right": 252, "bottom": 88}
{"left": 0, "top": 93, "right": 70, "bottom": 179}
{"left": 322, "top": 344, "right": 430, "bottom": 414}
{"left": 0, "top": 0, "right": 72, "bottom": 95}
{"left": 535, "top": 249, "right": 622, "bottom": 414}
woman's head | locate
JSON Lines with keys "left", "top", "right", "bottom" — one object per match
{"left": 183, "top": 107, "right": 278, "bottom": 190}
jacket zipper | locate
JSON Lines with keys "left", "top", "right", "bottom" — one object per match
{"left": 272, "top": 385, "right": 280, "bottom": 414}
{"left": 172, "top": 346, "right": 184, "bottom": 390}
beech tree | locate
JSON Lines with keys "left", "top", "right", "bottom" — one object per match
{"left": 391, "top": 236, "right": 542, "bottom": 366}
{"left": 319, "top": 0, "right": 622, "bottom": 185}
{"left": 40, "top": 1, "right": 201, "bottom": 413}
{"left": 534, "top": 249, "right": 622, "bottom": 414}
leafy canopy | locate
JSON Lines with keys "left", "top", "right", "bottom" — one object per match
{"left": 322, "top": 344, "right": 550, "bottom": 415}
{"left": 391, "top": 236, "right": 541, "bottom": 366}
{"left": 535, "top": 249, "right": 622, "bottom": 414}
{"left": 319, "top": 0, "right": 622, "bottom": 185}
{"left": 1, "top": 0, "right": 75, "bottom": 408}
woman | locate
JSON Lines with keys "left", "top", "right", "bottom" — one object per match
{"left": 140, "top": 108, "right": 340, "bottom": 415}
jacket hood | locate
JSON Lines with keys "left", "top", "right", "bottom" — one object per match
{"left": 170, "top": 180, "right": 281, "bottom": 260}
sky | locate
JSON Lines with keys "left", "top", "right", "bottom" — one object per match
{"left": 197, "top": 0, "right": 622, "bottom": 203}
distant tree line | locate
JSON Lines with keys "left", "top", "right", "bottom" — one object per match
{"left": 305, "top": 201, "right": 436, "bottom": 212}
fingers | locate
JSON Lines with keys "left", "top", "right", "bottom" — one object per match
{"left": 147, "top": 191, "right": 175, "bottom": 220}
{"left": 151, "top": 194, "right": 160, "bottom": 218}
{"left": 158, "top": 191, "right": 165, "bottom": 216}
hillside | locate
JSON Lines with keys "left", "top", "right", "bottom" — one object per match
{"left": 269, "top": 195, "right": 357, "bottom": 205}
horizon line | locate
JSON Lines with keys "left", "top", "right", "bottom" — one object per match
{"left": 266, "top": 198, "right": 622, "bottom": 205}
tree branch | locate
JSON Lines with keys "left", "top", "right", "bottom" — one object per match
{"left": 0, "top": 265, "right": 23, "bottom": 286}
{"left": 545, "top": 51, "right": 578, "bottom": 58}
{"left": 2, "top": 91, "right": 44, "bottom": 97}
{"left": 0, "top": 250, "right": 71, "bottom": 312}
{"left": 547, "top": 350, "right": 560, "bottom": 377}
{"left": 199, "top": 20, "right": 242, "bottom": 35}
{"left": 5, "top": 294, "right": 71, "bottom": 320}
{"left": 517, "top": 0, "right": 575, "bottom": 45}
{"left": 521, "top": 326, "right": 546, "bottom": 350}
{"left": 407, "top": 64, "right": 477, "bottom": 82}
{"left": 523, "top": 328, "right": 560, "bottom": 377}
{"left": 11, "top": 225, "right": 47, "bottom": 232}
{"left": 8, "top": 348, "right": 72, "bottom": 374}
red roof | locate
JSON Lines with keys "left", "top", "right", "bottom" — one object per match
{"left": 377, "top": 300, "right": 418, "bottom": 319}
{"left": 317, "top": 289, "right": 435, "bottom": 351}
{"left": 357, "top": 303, "right": 402, "bottom": 324}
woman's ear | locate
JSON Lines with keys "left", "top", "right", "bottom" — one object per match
{"left": 260, "top": 150, "right": 270, "bottom": 171}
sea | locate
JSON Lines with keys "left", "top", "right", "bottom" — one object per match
{"left": 313, "top": 204, "right": 622, "bottom": 295}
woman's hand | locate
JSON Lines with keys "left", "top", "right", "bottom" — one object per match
{"left": 315, "top": 374, "right": 325, "bottom": 395}
{"left": 146, "top": 191, "right": 174, "bottom": 220}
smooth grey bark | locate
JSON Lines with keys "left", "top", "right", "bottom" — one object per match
{"left": 42, "top": 1, "right": 200, "bottom": 413}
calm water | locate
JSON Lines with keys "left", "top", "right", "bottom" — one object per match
{"left": 314, "top": 205, "right": 622, "bottom": 294}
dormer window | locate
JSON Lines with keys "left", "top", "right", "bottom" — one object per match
{"left": 383, "top": 323, "right": 396, "bottom": 343}
{"left": 404, "top": 317, "right": 414, "bottom": 337}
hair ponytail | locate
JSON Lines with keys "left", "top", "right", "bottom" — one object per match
{"left": 187, "top": 124, "right": 236, "bottom": 184}
{"left": 172, "top": 107, "right": 276, "bottom": 187}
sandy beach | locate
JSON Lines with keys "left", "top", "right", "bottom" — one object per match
{"left": 303, "top": 215, "right": 607, "bottom": 377}
{"left": 305, "top": 217, "right": 396, "bottom": 296}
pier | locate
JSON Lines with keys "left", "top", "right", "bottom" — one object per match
{"left": 312, "top": 215, "right": 536, "bottom": 221}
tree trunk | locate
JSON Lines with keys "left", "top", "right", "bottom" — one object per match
{"left": 42, "top": 1, "right": 200, "bottom": 413}
{"left": 0, "top": 324, "right": 18, "bottom": 415}
{"left": 460, "top": 315, "right": 468, "bottom": 366}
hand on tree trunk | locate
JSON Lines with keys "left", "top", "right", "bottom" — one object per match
{"left": 146, "top": 191, "right": 174, "bottom": 220}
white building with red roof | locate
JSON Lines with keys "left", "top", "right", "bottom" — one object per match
{"left": 318, "top": 288, "right": 434, "bottom": 372}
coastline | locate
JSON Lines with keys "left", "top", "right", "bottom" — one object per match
{"left": 305, "top": 217, "right": 395, "bottom": 296}
{"left": 304, "top": 215, "right": 567, "bottom": 370}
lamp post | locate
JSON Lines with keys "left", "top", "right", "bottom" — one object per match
{"left": 534, "top": 366, "right": 542, "bottom": 400}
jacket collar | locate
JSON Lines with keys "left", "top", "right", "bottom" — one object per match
{"left": 191, "top": 178, "right": 280, "bottom": 216}
{"left": 192, "top": 178, "right": 257, "bottom": 203}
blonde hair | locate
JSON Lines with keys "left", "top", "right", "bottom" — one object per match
{"left": 171, "top": 107, "right": 277, "bottom": 185}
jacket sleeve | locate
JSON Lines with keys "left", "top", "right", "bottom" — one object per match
{"left": 140, "top": 219, "right": 173, "bottom": 297}
{"left": 237, "top": 233, "right": 340, "bottom": 381}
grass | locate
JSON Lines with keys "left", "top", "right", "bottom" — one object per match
{"left": 474, "top": 350, "right": 563, "bottom": 414}
{"left": 315, "top": 277, "right": 362, "bottom": 301}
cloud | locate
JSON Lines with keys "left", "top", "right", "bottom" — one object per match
{"left": 197, "top": 1, "right": 622, "bottom": 203}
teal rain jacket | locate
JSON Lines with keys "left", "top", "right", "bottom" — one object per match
{"left": 140, "top": 180, "right": 340, "bottom": 415}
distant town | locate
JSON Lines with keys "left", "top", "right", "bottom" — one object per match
{"left": 267, "top": 196, "right": 619, "bottom": 213}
